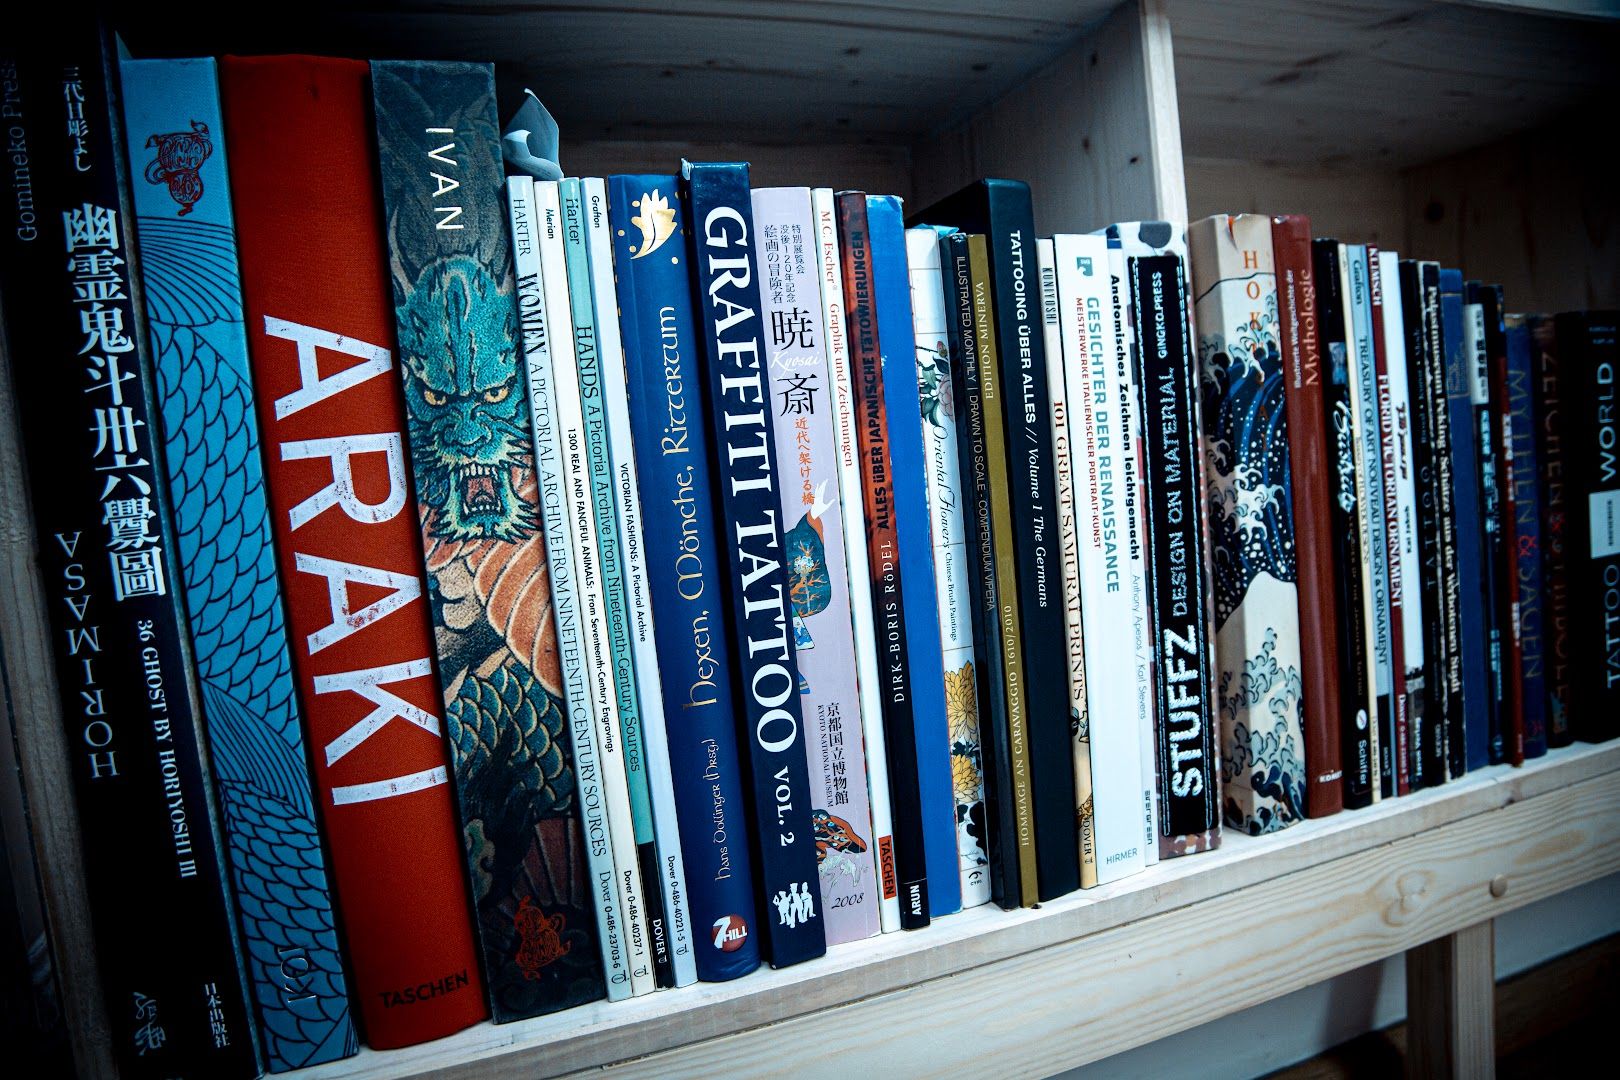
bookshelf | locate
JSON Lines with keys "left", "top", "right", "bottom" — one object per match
{"left": 3, "top": 1, "right": 1615, "bottom": 1076}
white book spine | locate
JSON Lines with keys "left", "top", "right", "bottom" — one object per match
{"left": 1056, "top": 234, "right": 1148, "bottom": 885}
{"left": 813, "top": 187, "right": 901, "bottom": 933}
{"left": 907, "top": 226, "right": 991, "bottom": 911}
{"left": 1379, "top": 252, "right": 1425, "bottom": 675}
{"left": 1341, "top": 245, "right": 1383, "bottom": 802}
{"left": 521, "top": 177, "right": 631, "bottom": 998}
{"left": 584, "top": 177, "right": 697, "bottom": 987}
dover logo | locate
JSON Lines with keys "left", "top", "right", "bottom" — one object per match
{"left": 712, "top": 914, "right": 749, "bottom": 952}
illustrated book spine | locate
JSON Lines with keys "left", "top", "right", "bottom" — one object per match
{"left": 1367, "top": 248, "right": 1409, "bottom": 794}
{"left": 682, "top": 162, "right": 826, "bottom": 965}
{"left": 1529, "top": 315, "right": 1573, "bottom": 746}
{"left": 1504, "top": 315, "right": 1546, "bottom": 759}
{"left": 220, "top": 53, "right": 486, "bottom": 1048}
{"left": 608, "top": 173, "right": 762, "bottom": 980}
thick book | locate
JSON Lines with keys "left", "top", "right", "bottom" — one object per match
{"left": 1504, "top": 316, "right": 1547, "bottom": 759}
{"left": 1311, "top": 241, "right": 1374, "bottom": 806}
{"left": 914, "top": 181, "right": 1078, "bottom": 898}
{"left": 1556, "top": 310, "right": 1620, "bottom": 741}
{"left": 683, "top": 162, "right": 826, "bottom": 965}
{"left": 908, "top": 227, "right": 992, "bottom": 911}
{"left": 0, "top": 39, "right": 258, "bottom": 1077}
{"left": 1188, "top": 215, "right": 1305, "bottom": 835}
{"left": 1368, "top": 249, "right": 1410, "bottom": 794}
{"left": 939, "top": 231, "right": 1022, "bottom": 909}
{"left": 371, "top": 61, "right": 606, "bottom": 1020}
{"left": 812, "top": 187, "right": 902, "bottom": 931}
{"left": 753, "top": 187, "right": 881, "bottom": 943}
{"left": 221, "top": 54, "right": 486, "bottom": 1048}
{"left": 1272, "top": 216, "right": 1344, "bottom": 816}
{"left": 121, "top": 55, "right": 354, "bottom": 1067}
{"left": 1054, "top": 232, "right": 1149, "bottom": 885}
{"left": 1466, "top": 283, "right": 1507, "bottom": 764}
{"left": 1529, "top": 315, "right": 1573, "bottom": 746}
{"left": 610, "top": 174, "right": 763, "bottom": 977}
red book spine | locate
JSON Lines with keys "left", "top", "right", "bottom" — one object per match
{"left": 1367, "top": 251, "right": 1410, "bottom": 795}
{"left": 1270, "top": 216, "right": 1344, "bottom": 817}
{"left": 220, "top": 55, "right": 486, "bottom": 1048}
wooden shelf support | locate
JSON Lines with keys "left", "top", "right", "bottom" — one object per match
{"left": 1406, "top": 920, "right": 1497, "bottom": 1080}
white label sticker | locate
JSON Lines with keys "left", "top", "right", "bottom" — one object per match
{"left": 1592, "top": 490, "right": 1620, "bottom": 560}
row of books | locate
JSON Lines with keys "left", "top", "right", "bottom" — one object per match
{"left": 2, "top": 28, "right": 1616, "bottom": 1079}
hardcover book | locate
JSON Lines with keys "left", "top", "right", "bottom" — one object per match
{"left": 1504, "top": 316, "right": 1546, "bottom": 759}
{"left": 1272, "top": 216, "right": 1344, "bottom": 816}
{"left": 753, "top": 187, "right": 881, "bottom": 942}
{"left": 221, "top": 53, "right": 485, "bottom": 1049}
{"left": 1188, "top": 214, "right": 1305, "bottom": 836}
{"left": 1529, "top": 315, "right": 1572, "bottom": 746}
{"left": 1466, "top": 283, "right": 1507, "bottom": 764}
{"left": 120, "top": 55, "right": 354, "bottom": 1067}
{"left": 2, "top": 39, "right": 258, "bottom": 1077}
{"left": 908, "top": 227, "right": 992, "bottom": 911}
{"left": 683, "top": 162, "right": 826, "bottom": 965}
{"left": 1368, "top": 249, "right": 1410, "bottom": 794}
{"left": 611, "top": 173, "right": 763, "bottom": 976}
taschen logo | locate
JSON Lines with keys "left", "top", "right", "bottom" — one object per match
{"left": 628, "top": 188, "right": 678, "bottom": 260}
{"left": 712, "top": 914, "right": 749, "bottom": 952}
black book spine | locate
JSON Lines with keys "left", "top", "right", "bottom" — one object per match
{"left": 1466, "top": 282, "right": 1507, "bottom": 762}
{"left": 0, "top": 38, "right": 257, "bottom": 1078}
{"left": 1423, "top": 264, "right": 1467, "bottom": 780}
{"left": 681, "top": 163, "right": 826, "bottom": 965}
{"left": 1312, "top": 240, "right": 1374, "bottom": 807}
{"left": 1530, "top": 315, "right": 1573, "bottom": 746}
{"left": 938, "top": 231, "right": 1018, "bottom": 908}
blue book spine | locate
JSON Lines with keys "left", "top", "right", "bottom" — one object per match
{"left": 1506, "top": 318, "right": 1547, "bottom": 758}
{"left": 119, "top": 56, "right": 354, "bottom": 1069}
{"left": 608, "top": 174, "right": 763, "bottom": 980}
{"left": 866, "top": 197, "right": 960, "bottom": 916}
{"left": 1440, "top": 269, "right": 1492, "bottom": 772}
{"left": 681, "top": 162, "right": 825, "bottom": 967}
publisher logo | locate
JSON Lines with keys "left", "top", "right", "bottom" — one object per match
{"left": 877, "top": 836, "right": 897, "bottom": 900}
{"left": 712, "top": 914, "right": 749, "bottom": 952}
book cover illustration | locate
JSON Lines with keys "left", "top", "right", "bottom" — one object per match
{"left": 121, "top": 55, "right": 354, "bottom": 1067}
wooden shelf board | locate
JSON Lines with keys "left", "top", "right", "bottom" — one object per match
{"left": 286, "top": 741, "right": 1620, "bottom": 1079}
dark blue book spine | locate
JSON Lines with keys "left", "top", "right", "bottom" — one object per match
{"left": 866, "top": 197, "right": 960, "bottom": 917}
{"left": 1466, "top": 283, "right": 1507, "bottom": 763}
{"left": 1505, "top": 318, "right": 1547, "bottom": 758}
{"left": 608, "top": 173, "right": 763, "bottom": 981}
{"left": 1440, "top": 270, "right": 1492, "bottom": 772}
{"left": 681, "top": 162, "right": 825, "bottom": 967}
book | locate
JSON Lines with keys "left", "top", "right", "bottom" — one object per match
{"left": 915, "top": 181, "right": 1078, "bottom": 899}
{"left": 1188, "top": 214, "right": 1305, "bottom": 835}
{"left": 682, "top": 162, "right": 826, "bottom": 965}
{"left": 909, "top": 227, "right": 993, "bottom": 911}
{"left": 1368, "top": 248, "right": 1410, "bottom": 794}
{"left": 558, "top": 177, "right": 656, "bottom": 995}
{"left": 939, "top": 231, "right": 1023, "bottom": 909}
{"left": 0, "top": 38, "right": 258, "bottom": 1076}
{"left": 1504, "top": 316, "right": 1547, "bottom": 759}
{"left": 610, "top": 174, "right": 762, "bottom": 977}
{"left": 1466, "top": 283, "right": 1507, "bottom": 764}
{"left": 120, "top": 54, "right": 354, "bottom": 1067}
{"left": 812, "top": 187, "right": 903, "bottom": 932}
{"left": 867, "top": 196, "right": 960, "bottom": 917}
{"left": 1529, "top": 315, "right": 1573, "bottom": 747}
{"left": 1272, "top": 216, "right": 1344, "bottom": 816}
{"left": 1487, "top": 297, "right": 1526, "bottom": 766}
{"left": 1555, "top": 310, "right": 1620, "bottom": 741}
{"left": 753, "top": 186, "right": 881, "bottom": 943}
{"left": 1053, "top": 231, "right": 1149, "bottom": 884}
{"left": 221, "top": 53, "right": 486, "bottom": 1049}
{"left": 1311, "top": 240, "right": 1374, "bottom": 806}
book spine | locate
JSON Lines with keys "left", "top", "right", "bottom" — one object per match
{"left": 581, "top": 176, "right": 685, "bottom": 986}
{"left": 939, "top": 231, "right": 1021, "bottom": 910}
{"left": 1, "top": 42, "right": 259, "bottom": 1078}
{"left": 752, "top": 187, "right": 881, "bottom": 943}
{"left": 1421, "top": 264, "right": 1464, "bottom": 780}
{"left": 813, "top": 187, "right": 902, "bottom": 931}
{"left": 908, "top": 227, "right": 992, "bottom": 911}
{"left": 683, "top": 163, "right": 826, "bottom": 965}
{"left": 1054, "top": 233, "right": 1148, "bottom": 884}
{"left": 608, "top": 174, "right": 763, "bottom": 979}
{"left": 119, "top": 55, "right": 354, "bottom": 1067}
{"left": 1530, "top": 315, "right": 1573, "bottom": 746}
{"left": 1486, "top": 292, "right": 1525, "bottom": 766}
{"left": 1367, "top": 249, "right": 1409, "bottom": 795}
{"left": 1130, "top": 251, "right": 1220, "bottom": 854}
{"left": 1465, "top": 287, "right": 1506, "bottom": 764}
{"left": 220, "top": 53, "right": 485, "bottom": 1049}
{"left": 1505, "top": 316, "right": 1547, "bottom": 759}
{"left": 1187, "top": 215, "right": 1305, "bottom": 835}
{"left": 1272, "top": 217, "right": 1344, "bottom": 816}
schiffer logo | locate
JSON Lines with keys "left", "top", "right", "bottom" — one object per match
{"left": 712, "top": 914, "right": 749, "bottom": 952}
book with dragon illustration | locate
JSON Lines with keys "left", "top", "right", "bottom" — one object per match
{"left": 907, "top": 225, "right": 991, "bottom": 912}
{"left": 120, "top": 54, "right": 355, "bottom": 1067}
{"left": 1188, "top": 214, "right": 1306, "bottom": 837}
{"left": 752, "top": 187, "right": 881, "bottom": 944}
{"left": 222, "top": 54, "right": 486, "bottom": 1049}
{"left": 0, "top": 35, "right": 259, "bottom": 1078}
